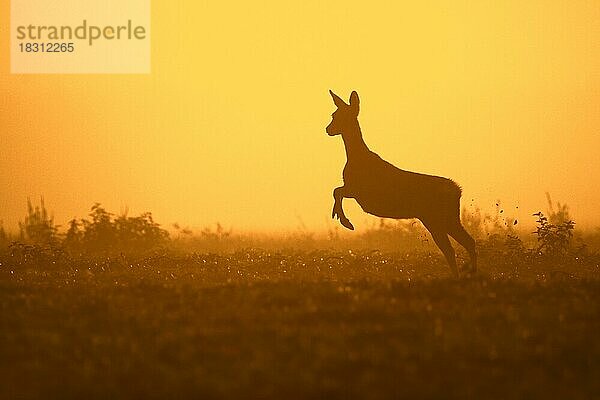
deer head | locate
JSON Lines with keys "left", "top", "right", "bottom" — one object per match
{"left": 326, "top": 90, "right": 360, "bottom": 136}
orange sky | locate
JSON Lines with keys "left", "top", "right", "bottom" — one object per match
{"left": 1, "top": 0, "right": 599, "bottom": 233}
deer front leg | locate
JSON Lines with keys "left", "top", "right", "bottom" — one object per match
{"left": 332, "top": 186, "right": 355, "bottom": 230}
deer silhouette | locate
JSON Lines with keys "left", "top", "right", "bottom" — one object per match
{"left": 326, "top": 90, "right": 477, "bottom": 276}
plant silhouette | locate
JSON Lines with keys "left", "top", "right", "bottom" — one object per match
{"left": 326, "top": 90, "right": 477, "bottom": 276}
{"left": 18, "top": 197, "right": 58, "bottom": 245}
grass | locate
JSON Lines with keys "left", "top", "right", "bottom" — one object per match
{"left": 1, "top": 248, "right": 600, "bottom": 399}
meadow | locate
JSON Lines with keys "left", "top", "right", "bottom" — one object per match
{"left": 1, "top": 200, "right": 600, "bottom": 399}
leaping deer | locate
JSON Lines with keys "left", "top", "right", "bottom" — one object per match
{"left": 326, "top": 90, "right": 477, "bottom": 276}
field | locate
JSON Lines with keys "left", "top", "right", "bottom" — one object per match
{"left": 2, "top": 245, "right": 600, "bottom": 399}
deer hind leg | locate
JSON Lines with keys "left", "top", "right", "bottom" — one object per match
{"left": 448, "top": 221, "right": 477, "bottom": 273}
{"left": 332, "top": 186, "right": 354, "bottom": 230}
{"left": 424, "top": 223, "right": 458, "bottom": 277}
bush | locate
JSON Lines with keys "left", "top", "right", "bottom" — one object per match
{"left": 18, "top": 197, "right": 58, "bottom": 245}
{"left": 64, "top": 203, "right": 169, "bottom": 253}
{"left": 545, "top": 192, "right": 571, "bottom": 225}
{"left": 533, "top": 212, "right": 575, "bottom": 257}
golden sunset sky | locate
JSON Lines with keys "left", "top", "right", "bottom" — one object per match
{"left": 1, "top": 1, "right": 599, "bottom": 232}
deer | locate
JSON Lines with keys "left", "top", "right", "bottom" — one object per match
{"left": 326, "top": 90, "right": 477, "bottom": 276}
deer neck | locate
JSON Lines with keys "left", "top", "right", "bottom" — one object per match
{"left": 342, "top": 122, "right": 369, "bottom": 161}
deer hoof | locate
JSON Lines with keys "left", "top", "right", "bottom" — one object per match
{"left": 340, "top": 218, "right": 354, "bottom": 230}
{"left": 332, "top": 208, "right": 343, "bottom": 220}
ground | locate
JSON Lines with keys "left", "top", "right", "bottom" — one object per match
{"left": 1, "top": 249, "right": 599, "bottom": 399}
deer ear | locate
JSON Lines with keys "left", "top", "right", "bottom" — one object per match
{"left": 329, "top": 90, "right": 347, "bottom": 108}
{"left": 349, "top": 91, "right": 360, "bottom": 115}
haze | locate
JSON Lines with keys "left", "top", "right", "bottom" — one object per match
{"left": 1, "top": 0, "right": 599, "bottom": 232}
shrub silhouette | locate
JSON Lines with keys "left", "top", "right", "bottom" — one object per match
{"left": 65, "top": 203, "right": 169, "bottom": 253}
{"left": 114, "top": 211, "right": 169, "bottom": 250}
{"left": 545, "top": 192, "right": 571, "bottom": 225}
{"left": 533, "top": 211, "right": 575, "bottom": 257}
{"left": 18, "top": 197, "right": 58, "bottom": 245}
{"left": 81, "top": 203, "right": 117, "bottom": 251}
